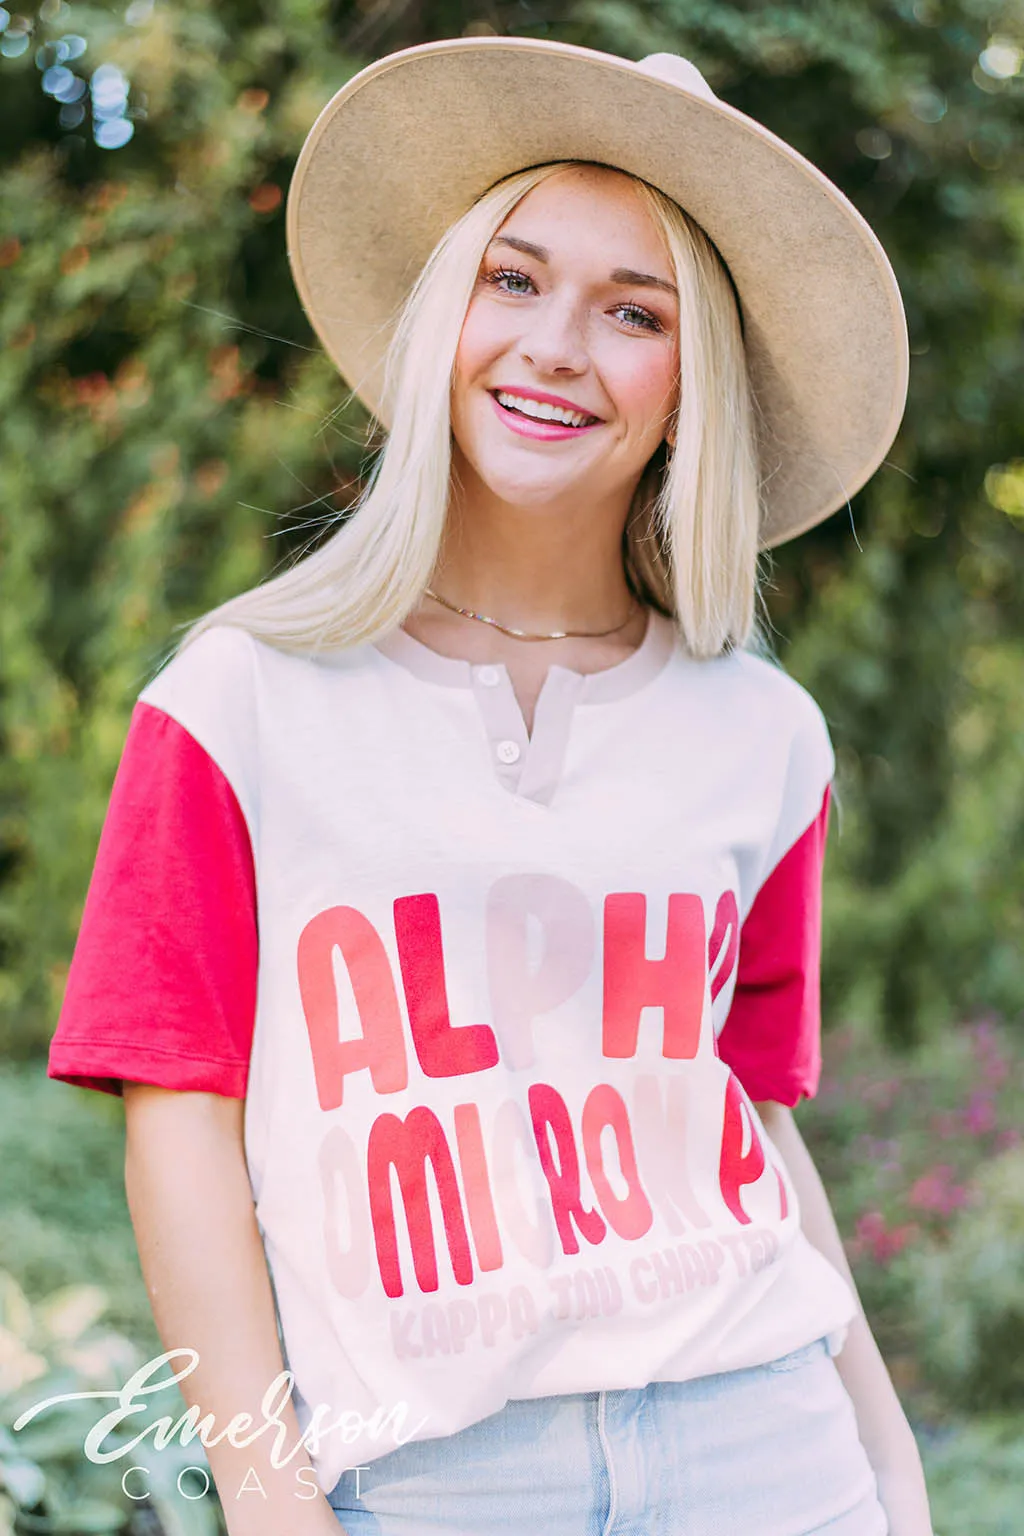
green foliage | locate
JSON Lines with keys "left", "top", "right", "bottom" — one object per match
{"left": 809, "top": 632, "right": 1024, "bottom": 1038}
{"left": 0, "top": 1265, "right": 224, "bottom": 1535}
{"left": 798, "top": 1013, "right": 1024, "bottom": 1421}
{"left": 0, "top": 1, "right": 375, "bottom": 1055}
{"left": 919, "top": 1417, "right": 1024, "bottom": 1536}
{"left": 903, "top": 1148, "right": 1024, "bottom": 1411}
{"left": 0, "top": 1063, "right": 226, "bottom": 1534}
{"left": 0, "top": 1062, "right": 159, "bottom": 1350}
{"left": 794, "top": 1012, "right": 1024, "bottom": 1528}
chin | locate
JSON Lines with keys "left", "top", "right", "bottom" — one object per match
{"left": 460, "top": 430, "right": 593, "bottom": 491}
{"left": 475, "top": 462, "right": 596, "bottom": 508}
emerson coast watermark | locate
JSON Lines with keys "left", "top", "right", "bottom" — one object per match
{"left": 12, "top": 1348, "right": 428, "bottom": 1503}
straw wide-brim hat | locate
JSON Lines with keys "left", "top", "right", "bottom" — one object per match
{"left": 286, "top": 37, "right": 909, "bottom": 549}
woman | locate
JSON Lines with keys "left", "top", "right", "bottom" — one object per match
{"left": 47, "top": 36, "right": 934, "bottom": 1536}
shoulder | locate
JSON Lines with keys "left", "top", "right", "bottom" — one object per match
{"left": 137, "top": 624, "right": 264, "bottom": 817}
{"left": 688, "top": 648, "right": 835, "bottom": 868}
{"left": 730, "top": 648, "right": 832, "bottom": 762}
{"left": 139, "top": 621, "right": 335, "bottom": 714}
{"left": 717, "top": 645, "right": 826, "bottom": 717}
{"left": 673, "top": 643, "right": 833, "bottom": 775}
{"left": 140, "top": 623, "right": 258, "bottom": 711}
{"left": 135, "top": 624, "right": 383, "bottom": 797}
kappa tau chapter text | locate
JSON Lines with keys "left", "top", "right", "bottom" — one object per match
{"left": 387, "top": 1225, "right": 783, "bottom": 1362}
{"left": 298, "top": 883, "right": 789, "bottom": 1303}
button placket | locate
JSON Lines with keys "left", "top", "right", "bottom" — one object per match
{"left": 471, "top": 665, "right": 530, "bottom": 794}
{"left": 515, "top": 669, "right": 583, "bottom": 806}
{"left": 371, "top": 609, "right": 679, "bottom": 807}
{"left": 470, "top": 663, "right": 585, "bottom": 806}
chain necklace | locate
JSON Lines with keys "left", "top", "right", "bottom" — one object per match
{"left": 423, "top": 587, "right": 640, "bottom": 642}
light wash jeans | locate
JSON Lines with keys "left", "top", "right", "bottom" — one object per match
{"left": 326, "top": 1335, "right": 889, "bottom": 1535}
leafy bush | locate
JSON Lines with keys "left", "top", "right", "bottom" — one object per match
{"left": 918, "top": 1415, "right": 1024, "bottom": 1536}
{"left": 902, "top": 1148, "right": 1024, "bottom": 1412}
{"left": 0, "top": 1064, "right": 159, "bottom": 1348}
{"left": 0, "top": 1269, "right": 223, "bottom": 1536}
{"left": 800, "top": 1014, "right": 1024, "bottom": 1421}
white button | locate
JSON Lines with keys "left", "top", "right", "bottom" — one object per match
{"left": 476, "top": 666, "right": 500, "bottom": 687}
{"left": 496, "top": 739, "right": 521, "bottom": 765}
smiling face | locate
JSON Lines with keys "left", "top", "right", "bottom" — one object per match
{"left": 449, "top": 164, "right": 680, "bottom": 517}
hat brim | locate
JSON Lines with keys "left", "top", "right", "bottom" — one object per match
{"left": 286, "top": 37, "right": 909, "bottom": 549}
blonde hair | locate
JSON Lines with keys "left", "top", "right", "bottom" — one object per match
{"left": 175, "top": 160, "right": 763, "bottom": 661}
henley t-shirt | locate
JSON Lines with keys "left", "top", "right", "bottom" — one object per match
{"left": 48, "top": 607, "right": 859, "bottom": 1497}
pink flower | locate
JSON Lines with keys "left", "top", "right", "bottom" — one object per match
{"left": 852, "top": 1209, "right": 920, "bottom": 1265}
{"left": 880, "top": 1223, "right": 920, "bottom": 1260}
{"left": 964, "top": 1091, "right": 996, "bottom": 1135}
{"left": 907, "top": 1164, "right": 970, "bottom": 1216}
{"left": 855, "top": 1210, "right": 887, "bottom": 1243}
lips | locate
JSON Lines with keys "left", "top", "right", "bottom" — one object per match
{"left": 487, "top": 391, "right": 603, "bottom": 441}
{"left": 490, "top": 389, "right": 601, "bottom": 429}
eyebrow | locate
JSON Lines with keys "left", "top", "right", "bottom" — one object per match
{"left": 487, "top": 235, "right": 678, "bottom": 297}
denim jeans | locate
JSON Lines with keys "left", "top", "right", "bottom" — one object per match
{"left": 326, "top": 1334, "right": 889, "bottom": 1535}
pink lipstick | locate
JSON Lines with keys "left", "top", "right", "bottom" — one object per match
{"left": 489, "top": 391, "right": 603, "bottom": 442}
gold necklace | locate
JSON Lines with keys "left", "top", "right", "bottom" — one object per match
{"left": 423, "top": 587, "right": 640, "bottom": 641}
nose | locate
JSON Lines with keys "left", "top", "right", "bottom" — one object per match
{"left": 518, "top": 291, "right": 589, "bottom": 376}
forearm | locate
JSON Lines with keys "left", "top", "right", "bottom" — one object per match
{"left": 123, "top": 1086, "right": 346, "bottom": 1536}
{"left": 755, "top": 1101, "right": 934, "bottom": 1536}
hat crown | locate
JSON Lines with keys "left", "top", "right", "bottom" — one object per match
{"left": 635, "top": 52, "right": 718, "bottom": 102}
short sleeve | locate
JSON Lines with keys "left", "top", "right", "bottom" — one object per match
{"left": 715, "top": 785, "right": 831, "bottom": 1108}
{"left": 47, "top": 700, "right": 258, "bottom": 1098}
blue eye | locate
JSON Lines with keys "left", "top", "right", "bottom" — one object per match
{"left": 618, "top": 303, "right": 663, "bottom": 333}
{"left": 482, "top": 267, "right": 663, "bottom": 333}
{"left": 485, "top": 265, "right": 534, "bottom": 295}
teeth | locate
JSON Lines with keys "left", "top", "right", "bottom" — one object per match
{"left": 495, "top": 391, "right": 593, "bottom": 428}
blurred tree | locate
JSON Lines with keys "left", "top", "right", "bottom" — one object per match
{"left": 1, "top": 0, "right": 1022, "bottom": 1057}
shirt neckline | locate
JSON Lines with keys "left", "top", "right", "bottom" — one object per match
{"left": 371, "top": 604, "right": 679, "bottom": 703}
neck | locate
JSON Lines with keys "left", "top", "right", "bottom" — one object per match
{"left": 436, "top": 453, "right": 638, "bottom": 630}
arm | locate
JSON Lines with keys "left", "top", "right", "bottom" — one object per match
{"left": 123, "top": 1084, "right": 348, "bottom": 1536}
{"left": 754, "top": 1099, "right": 934, "bottom": 1536}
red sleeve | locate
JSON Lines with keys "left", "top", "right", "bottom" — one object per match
{"left": 47, "top": 701, "right": 257, "bottom": 1098}
{"left": 715, "top": 785, "right": 831, "bottom": 1108}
